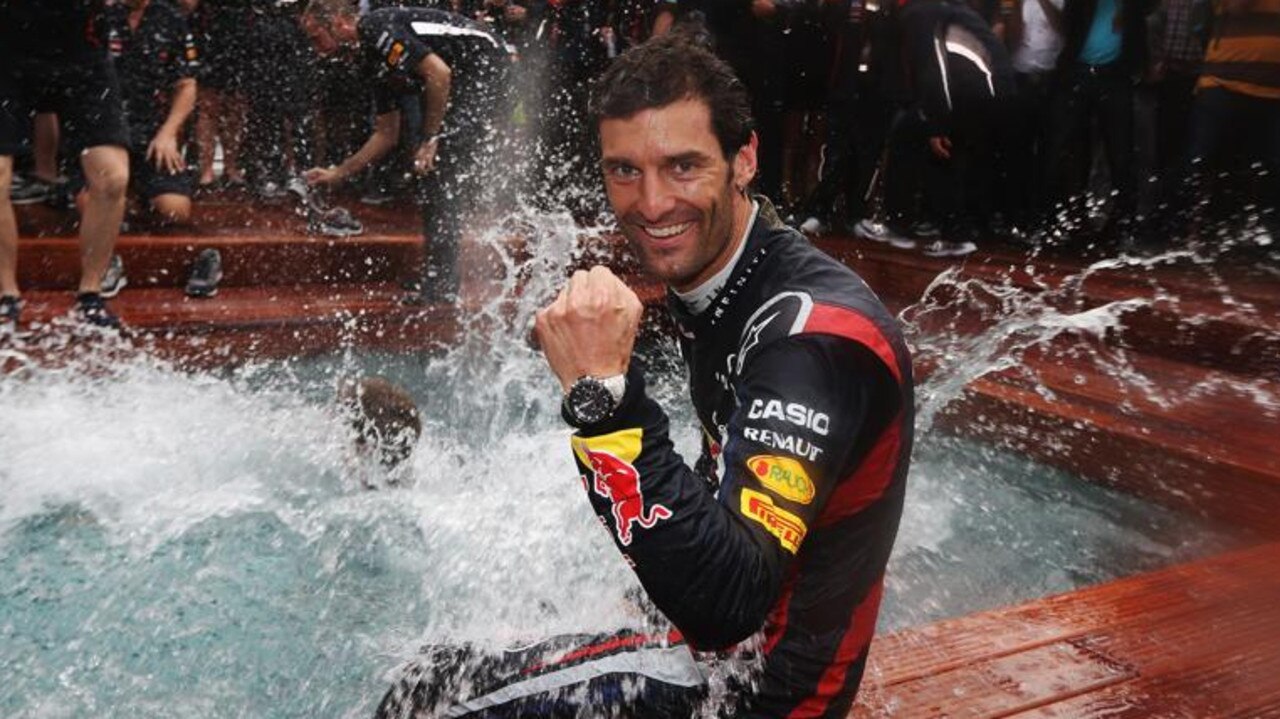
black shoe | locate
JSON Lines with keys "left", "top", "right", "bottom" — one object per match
{"left": 185, "top": 248, "right": 223, "bottom": 298}
{"left": 75, "top": 292, "right": 121, "bottom": 329}
{"left": 307, "top": 205, "right": 364, "bottom": 237}
{"left": 100, "top": 254, "right": 127, "bottom": 298}
{"left": 0, "top": 295, "right": 20, "bottom": 329}
{"left": 9, "top": 175, "right": 54, "bottom": 205}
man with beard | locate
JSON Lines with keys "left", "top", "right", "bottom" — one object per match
{"left": 1, "top": 0, "right": 131, "bottom": 329}
{"left": 299, "top": 0, "right": 512, "bottom": 304}
{"left": 374, "top": 29, "right": 914, "bottom": 719}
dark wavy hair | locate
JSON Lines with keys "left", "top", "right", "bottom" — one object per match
{"left": 589, "top": 24, "right": 755, "bottom": 160}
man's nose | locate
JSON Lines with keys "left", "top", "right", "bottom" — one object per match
{"left": 635, "top": 171, "right": 677, "bottom": 222}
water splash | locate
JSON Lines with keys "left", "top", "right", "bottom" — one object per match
{"left": 0, "top": 204, "right": 1248, "bottom": 717}
{"left": 906, "top": 237, "right": 1279, "bottom": 434}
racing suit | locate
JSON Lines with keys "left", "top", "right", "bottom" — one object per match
{"left": 376, "top": 199, "right": 913, "bottom": 718}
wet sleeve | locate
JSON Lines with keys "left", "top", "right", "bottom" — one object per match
{"left": 173, "top": 13, "right": 201, "bottom": 80}
{"left": 568, "top": 335, "right": 899, "bottom": 649}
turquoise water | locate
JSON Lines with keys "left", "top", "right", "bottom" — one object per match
{"left": 0, "top": 344, "right": 1231, "bottom": 718}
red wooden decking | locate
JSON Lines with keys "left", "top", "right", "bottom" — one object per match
{"left": 8, "top": 200, "right": 1280, "bottom": 716}
{"left": 856, "top": 540, "right": 1280, "bottom": 717}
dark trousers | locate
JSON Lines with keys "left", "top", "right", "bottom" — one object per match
{"left": 881, "top": 108, "right": 929, "bottom": 229}
{"left": 417, "top": 68, "right": 510, "bottom": 302}
{"left": 882, "top": 63, "right": 1015, "bottom": 236}
{"left": 1007, "top": 70, "right": 1055, "bottom": 225}
{"left": 929, "top": 92, "right": 1016, "bottom": 238}
{"left": 1046, "top": 63, "right": 1137, "bottom": 220}
{"left": 241, "top": 15, "right": 316, "bottom": 185}
{"left": 803, "top": 80, "right": 892, "bottom": 225}
{"left": 1155, "top": 68, "right": 1199, "bottom": 181}
{"left": 1181, "top": 85, "right": 1280, "bottom": 229}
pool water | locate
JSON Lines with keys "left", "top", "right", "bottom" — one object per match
{"left": 0, "top": 342, "right": 1231, "bottom": 718}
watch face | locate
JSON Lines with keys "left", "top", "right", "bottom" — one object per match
{"left": 568, "top": 379, "right": 615, "bottom": 426}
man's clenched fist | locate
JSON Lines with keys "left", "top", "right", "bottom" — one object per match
{"left": 535, "top": 266, "right": 643, "bottom": 392}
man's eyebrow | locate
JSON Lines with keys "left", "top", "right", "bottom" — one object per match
{"left": 666, "top": 151, "right": 712, "bottom": 165}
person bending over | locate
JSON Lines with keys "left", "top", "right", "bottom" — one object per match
{"left": 300, "top": 0, "right": 513, "bottom": 305}
{"left": 375, "top": 28, "right": 914, "bottom": 719}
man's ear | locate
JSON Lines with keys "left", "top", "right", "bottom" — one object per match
{"left": 732, "top": 131, "right": 759, "bottom": 192}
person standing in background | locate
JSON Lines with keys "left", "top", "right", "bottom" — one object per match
{"left": 1, "top": 0, "right": 131, "bottom": 329}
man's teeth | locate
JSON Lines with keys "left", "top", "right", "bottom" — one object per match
{"left": 645, "top": 222, "right": 693, "bottom": 239}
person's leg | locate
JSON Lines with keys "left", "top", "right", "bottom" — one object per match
{"left": 1257, "top": 96, "right": 1280, "bottom": 219}
{"left": 150, "top": 193, "right": 192, "bottom": 225}
{"left": 32, "top": 112, "right": 60, "bottom": 183}
{"left": 1045, "top": 72, "right": 1091, "bottom": 214}
{"left": 196, "top": 85, "right": 222, "bottom": 185}
{"left": 880, "top": 109, "right": 925, "bottom": 230}
{"left": 221, "top": 91, "right": 247, "bottom": 184}
{"left": 798, "top": 91, "right": 854, "bottom": 225}
{"left": 374, "top": 629, "right": 708, "bottom": 719}
{"left": 1098, "top": 69, "right": 1137, "bottom": 223}
{"left": 1171, "top": 86, "right": 1234, "bottom": 231}
{"left": 77, "top": 145, "right": 129, "bottom": 293}
{"left": 0, "top": 156, "right": 19, "bottom": 297}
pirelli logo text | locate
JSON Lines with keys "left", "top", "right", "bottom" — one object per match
{"left": 740, "top": 488, "right": 807, "bottom": 554}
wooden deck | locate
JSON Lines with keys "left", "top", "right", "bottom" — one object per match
{"left": 856, "top": 540, "right": 1280, "bottom": 717}
{"left": 8, "top": 200, "right": 1280, "bottom": 716}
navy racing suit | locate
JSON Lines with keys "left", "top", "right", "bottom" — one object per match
{"left": 375, "top": 199, "right": 914, "bottom": 718}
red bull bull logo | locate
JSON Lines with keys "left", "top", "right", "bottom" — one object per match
{"left": 573, "top": 429, "right": 672, "bottom": 547}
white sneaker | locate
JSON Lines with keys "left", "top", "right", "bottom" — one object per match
{"left": 100, "top": 254, "right": 128, "bottom": 298}
{"left": 854, "top": 219, "right": 917, "bottom": 249}
{"left": 799, "top": 216, "right": 827, "bottom": 235}
{"left": 921, "top": 240, "right": 978, "bottom": 258}
{"left": 286, "top": 175, "right": 309, "bottom": 202}
{"left": 910, "top": 221, "right": 941, "bottom": 239}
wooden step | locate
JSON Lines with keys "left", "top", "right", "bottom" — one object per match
{"left": 16, "top": 233, "right": 423, "bottom": 290}
{"left": 854, "top": 541, "right": 1280, "bottom": 717}
{"left": 13, "top": 191, "right": 423, "bottom": 238}
{"left": 11, "top": 284, "right": 457, "bottom": 368}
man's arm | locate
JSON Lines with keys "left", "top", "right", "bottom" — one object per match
{"left": 413, "top": 53, "right": 452, "bottom": 174}
{"left": 149, "top": 18, "right": 201, "bottom": 173}
{"left": 304, "top": 111, "right": 400, "bottom": 186}
{"left": 148, "top": 77, "right": 196, "bottom": 173}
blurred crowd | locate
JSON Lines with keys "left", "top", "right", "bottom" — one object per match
{"left": 5, "top": 0, "right": 1279, "bottom": 254}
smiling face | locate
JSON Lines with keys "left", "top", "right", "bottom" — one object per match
{"left": 599, "top": 97, "right": 758, "bottom": 292}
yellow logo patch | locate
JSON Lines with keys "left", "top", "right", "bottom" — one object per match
{"left": 747, "top": 454, "right": 815, "bottom": 505}
{"left": 571, "top": 427, "right": 643, "bottom": 466}
{"left": 386, "top": 41, "right": 406, "bottom": 67}
{"left": 740, "top": 488, "right": 807, "bottom": 554}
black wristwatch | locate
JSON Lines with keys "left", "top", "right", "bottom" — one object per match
{"left": 563, "top": 374, "right": 627, "bottom": 428}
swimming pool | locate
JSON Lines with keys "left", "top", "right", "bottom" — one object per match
{"left": 0, "top": 339, "right": 1231, "bottom": 718}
